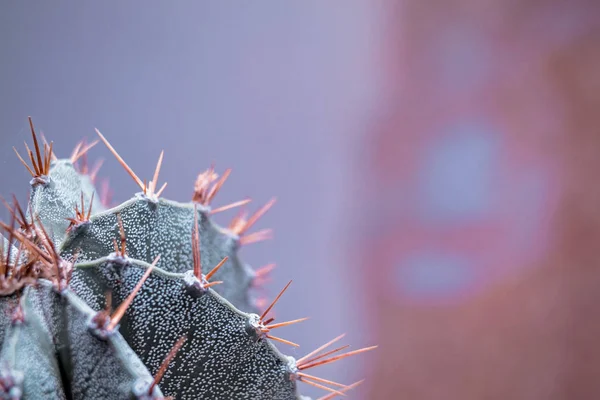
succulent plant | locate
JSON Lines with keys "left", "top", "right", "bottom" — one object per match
{"left": 0, "top": 117, "right": 375, "bottom": 399}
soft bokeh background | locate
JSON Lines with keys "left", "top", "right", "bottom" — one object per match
{"left": 1, "top": 1, "right": 600, "bottom": 399}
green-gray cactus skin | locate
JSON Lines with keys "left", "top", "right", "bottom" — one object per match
{"left": 70, "top": 257, "right": 298, "bottom": 399}
{"left": 60, "top": 196, "right": 255, "bottom": 313}
{"left": 0, "top": 123, "right": 372, "bottom": 400}
{"left": 0, "top": 280, "right": 161, "bottom": 400}
{"left": 28, "top": 159, "right": 105, "bottom": 246}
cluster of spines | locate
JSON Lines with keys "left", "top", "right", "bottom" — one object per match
{"left": 66, "top": 192, "right": 94, "bottom": 232}
{"left": 0, "top": 118, "right": 376, "bottom": 399}
{"left": 12, "top": 118, "right": 53, "bottom": 186}
{"left": 0, "top": 197, "right": 72, "bottom": 294}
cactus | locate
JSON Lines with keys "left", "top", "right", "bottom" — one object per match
{"left": 0, "top": 118, "right": 375, "bottom": 399}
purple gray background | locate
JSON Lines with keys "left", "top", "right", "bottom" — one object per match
{"left": 0, "top": 2, "right": 380, "bottom": 398}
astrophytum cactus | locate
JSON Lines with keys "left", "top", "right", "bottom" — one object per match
{"left": 0, "top": 117, "right": 375, "bottom": 399}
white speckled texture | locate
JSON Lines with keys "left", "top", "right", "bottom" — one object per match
{"left": 61, "top": 197, "right": 255, "bottom": 312}
{"left": 0, "top": 281, "right": 160, "bottom": 399}
{"left": 71, "top": 258, "right": 303, "bottom": 400}
{"left": 29, "top": 160, "right": 104, "bottom": 245}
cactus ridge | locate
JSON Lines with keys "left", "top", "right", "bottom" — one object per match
{"left": 0, "top": 118, "right": 375, "bottom": 399}
{"left": 59, "top": 196, "right": 255, "bottom": 313}
{"left": 70, "top": 256, "right": 299, "bottom": 399}
{"left": 1, "top": 280, "right": 163, "bottom": 400}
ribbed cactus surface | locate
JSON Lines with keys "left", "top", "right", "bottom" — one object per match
{"left": 0, "top": 118, "right": 374, "bottom": 399}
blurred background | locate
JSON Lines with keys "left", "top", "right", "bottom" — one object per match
{"left": 1, "top": 1, "right": 600, "bottom": 399}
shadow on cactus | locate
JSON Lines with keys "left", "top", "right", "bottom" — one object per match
{"left": 0, "top": 117, "right": 376, "bottom": 399}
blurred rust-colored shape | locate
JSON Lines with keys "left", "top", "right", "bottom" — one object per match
{"left": 359, "top": 1, "right": 600, "bottom": 398}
